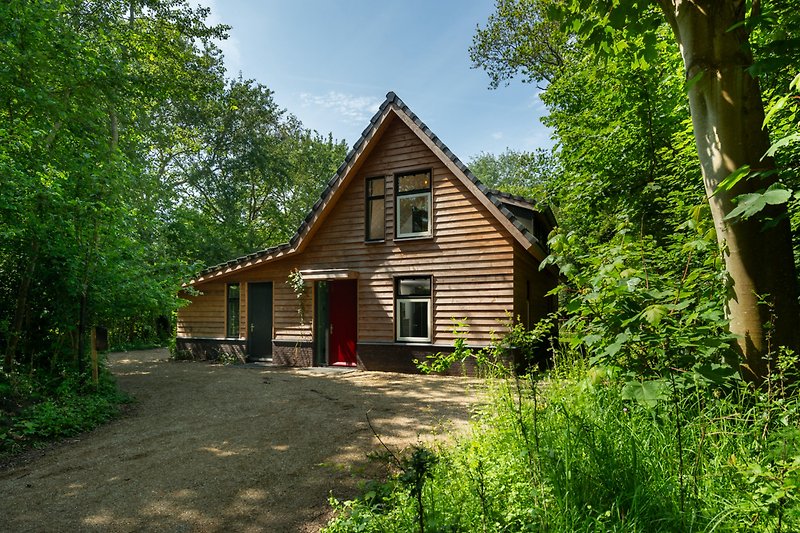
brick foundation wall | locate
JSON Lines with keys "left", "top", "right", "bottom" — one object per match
{"left": 273, "top": 340, "right": 313, "bottom": 367}
{"left": 175, "top": 337, "right": 521, "bottom": 376}
{"left": 175, "top": 338, "right": 247, "bottom": 362}
{"left": 356, "top": 343, "right": 518, "bottom": 376}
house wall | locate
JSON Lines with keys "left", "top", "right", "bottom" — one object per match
{"left": 177, "top": 115, "right": 533, "bottom": 371}
{"left": 513, "top": 243, "right": 558, "bottom": 368}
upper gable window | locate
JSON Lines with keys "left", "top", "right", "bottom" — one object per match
{"left": 395, "top": 170, "right": 432, "bottom": 239}
{"left": 365, "top": 177, "right": 385, "bottom": 241}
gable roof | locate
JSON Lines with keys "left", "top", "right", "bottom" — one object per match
{"left": 192, "top": 92, "right": 554, "bottom": 284}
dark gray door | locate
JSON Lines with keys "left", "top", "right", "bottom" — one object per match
{"left": 248, "top": 282, "right": 273, "bottom": 358}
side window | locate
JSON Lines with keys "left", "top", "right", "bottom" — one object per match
{"left": 365, "top": 177, "right": 385, "bottom": 241}
{"left": 226, "top": 283, "right": 240, "bottom": 337}
{"left": 395, "top": 276, "right": 432, "bottom": 342}
{"left": 395, "top": 170, "right": 431, "bottom": 238}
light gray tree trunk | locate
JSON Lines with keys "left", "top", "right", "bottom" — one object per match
{"left": 658, "top": 0, "right": 799, "bottom": 382}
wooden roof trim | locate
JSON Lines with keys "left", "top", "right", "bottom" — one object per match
{"left": 292, "top": 104, "right": 395, "bottom": 253}
{"left": 299, "top": 269, "right": 359, "bottom": 280}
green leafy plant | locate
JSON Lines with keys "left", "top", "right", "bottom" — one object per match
{"left": 415, "top": 316, "right": 554, "bottom": 377}
{"left": 286, "top": 268, "right": 307, "bottom": 324}
{"left": 1, "top": 362, "right": 130, "bottom": 457}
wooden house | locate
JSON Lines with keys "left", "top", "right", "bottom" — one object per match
{"left": 176, "top": 92, "right": 558, "bottom": 373}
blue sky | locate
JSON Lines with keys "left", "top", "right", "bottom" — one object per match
{"left": 202, "top": 0, "right": 552, "bottom": 162}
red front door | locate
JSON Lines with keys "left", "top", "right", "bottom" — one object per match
{"left": 329, "top": 280, "right": 357, "bottom": 366}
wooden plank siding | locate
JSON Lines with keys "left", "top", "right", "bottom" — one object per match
{"left": 179, "top": 114, "right": 522, "bottom": 351}
{"left": 513, "top": 242, "right": 557, "bottom": 329}
{"left": 177, "top": 285, "right": 226, "bottom": 338}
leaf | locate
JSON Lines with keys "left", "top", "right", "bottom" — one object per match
{"left": 625, "top": 277, "right": 642, "bottom": 291}
{"left": 685, "top": 70, "right": 704, "bottom": 92}
{"left": 692, "top": 363, "right": 738, "bottom": 386}
{"left": 566, "top": 299, "right": 582, "bottom": 313}
{"left": 764, "top": 132, "right": 800, "bottom": 158}
{"left": 724, "top": 184, "right": 792, "bottom": 221}
{"left": 763, "top": 94, "right": 789, "bottom": 127}
{"left": 582, "top": 333, "right": 602, "bottom": 346}
{"left": 665, "top": 299, "right": 691, "bottom": 311}
{"left": 642, "top": 305, "right": 667, "bottom": 326}
{"left": 621, "top": 379, "right": 668, "bottom": 408}
{"left": 604, "top": 332, "right": 629, "bottom": 357}
{"left": 792, "top": 72, "right": 800, "bottom": 91}
{"left": 712, "top": 165, "right": 750, "bottom": 196}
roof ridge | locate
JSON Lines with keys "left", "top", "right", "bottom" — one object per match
{"left": 488, "top": 188, "right": 539, "bottom": 206}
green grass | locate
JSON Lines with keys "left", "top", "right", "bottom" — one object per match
{"left": 324, "top": 361, "right": 800, "bottom": 532}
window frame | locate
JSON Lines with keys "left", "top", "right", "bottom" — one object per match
{"left": 395, "top": 169, "right": 432, "bottom": 239}
{"left": 394, "top": 276, "right": 433, "bottom": 343}
{"left": 365, "top": 176, "right": 385, "bottom": 242}
{"left": 226, "top": 283, "right": 240, "bottom": 338}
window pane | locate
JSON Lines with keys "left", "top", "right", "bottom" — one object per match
{"left": 367, "top": 197, "right": 384, "bottom": 240}
{"left": 399, "top": 300, "right": 429, "bottom": 339}
{"left": 227, "top": 300, "right": 239, "bottom": 337}
{"left": 397, "top": 172, "right": 430, "bottom": 193}
{"left": 397, "top": 193, "right": 430, "bottom": 236}
{"left": 368, "top": 178, "right": 384, "bottom": 197}
{"left": 227, "top": 284, "right": 240, "bottom": 337}
{"left": 228, "top": 283, "right": 240, "bottom": 299}
{"left": 398, "top": 278, "right": 430, "bottom": 296}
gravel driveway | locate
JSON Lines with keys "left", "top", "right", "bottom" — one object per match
{"left": 0, "top": 349, "right": 482, "bottom": 532}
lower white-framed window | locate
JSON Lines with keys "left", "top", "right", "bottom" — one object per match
{"left": 395, "top": 276, "right": 432, "bottom": 342}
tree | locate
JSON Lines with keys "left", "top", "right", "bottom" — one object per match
{"left": 157, "top": 77, "right": 347, "bottom": 266}
{"left": 0, "top": 0, "right": 227, "bottom": 370}
{"left": 654, "top": 1, "right": 799, "bottom": 381}
{"left": 469, "top": 149, "right": 556, "bottom": 199}
{"left": 472, "top": 0, "right": 800, "bottom": 383}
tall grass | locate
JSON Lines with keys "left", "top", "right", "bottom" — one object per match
{"left": 324, "top": 355, "right": 800, "bottom": 532}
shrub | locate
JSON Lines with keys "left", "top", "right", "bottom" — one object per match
{"left": 0, "top": 360, "right": 130, "bottom": 457}
{"left": 324, "top": 351, "right": 800, "bottom": 532}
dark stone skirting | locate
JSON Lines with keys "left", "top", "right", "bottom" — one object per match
{"left": 175, "top": 337, "right": 247, "bottom": 362}
{"left": 357, "top": 343, "right": 518, "bottom": 376}
{"left": 175, "top": 337, "right": 523, "bottom": 376}
{"left": 273, "top": 340, "right": 313, "bottom": 367}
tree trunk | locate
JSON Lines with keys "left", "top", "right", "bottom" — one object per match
{"left": 659, "top": 0, "right": 800, "bottom": 382}
{"left": 4, "top": 240, "right": 40, "bottom": 371}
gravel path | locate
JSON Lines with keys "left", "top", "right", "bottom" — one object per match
{"left": 0, "top": 349, "right": 482, "bottom": 532}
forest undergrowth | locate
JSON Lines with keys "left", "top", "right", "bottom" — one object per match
{"left": 324, "top": 341, "right": 800, "bottom": 532}
{"left": 0, "top": 357, "right": 130, "bottom": 458}
{"left": 325, "top": 221, "right": 800, "bottom": 532}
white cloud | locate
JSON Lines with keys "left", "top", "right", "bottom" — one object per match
{"left": 299, "top": 92, "right": 383, "bottom": 124}
{"left": 491, "top": 131, "right": 504, "bottom": 140}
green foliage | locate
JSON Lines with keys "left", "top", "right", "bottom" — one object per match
{"left": 544, "top": 216, "right": 733, "bottom": 378}
{"left": 726, "top": 183, "right": 793, "bottom": 221}
{"left": 469, "top": 0, "right": 572, "bottom": 88}
{"left": 415, "top": 317, "right": 553, "bottom": 376}
{"left": 158, "top": 77, "right": 347, "bottom": 266}
{"left": 325, "top": 350, "right": 800, "bottom": 532}
{"left": 0, "top": 1, "right": 345, "bottom": 384}
{"left": 0, "top": 0, "right": 222, "bottom": 372}
{"left": 469, "top": 148, "right": 556, "bottom": 200}
{"left": 286, "top": 269, "right": 308, "bottom": 325}
{"left": 0, "top": 361, "right": 130, "bottom": 456}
